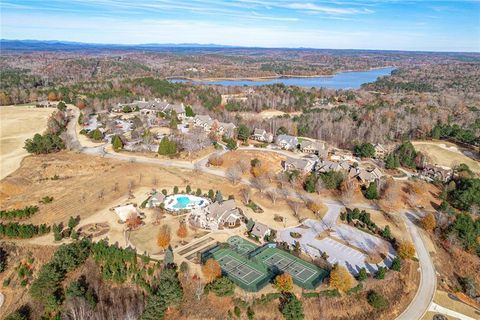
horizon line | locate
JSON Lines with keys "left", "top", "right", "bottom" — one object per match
{"left": 2, "top": 38, "right": 479, "bottom": 54}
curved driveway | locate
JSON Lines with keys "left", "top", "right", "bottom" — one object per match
{"left": 396, "top": 212, "right": 436, "bottom": 320}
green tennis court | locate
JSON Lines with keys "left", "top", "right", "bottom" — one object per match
{"left": 254, "top": 247, "right": 328, "bottom": 289}
{"left": 201, "top": 237, "right": 328, "bottom": 291}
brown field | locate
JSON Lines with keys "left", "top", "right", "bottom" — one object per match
{"left": 412, "top": 140, "right": 480, "bottom": 174}
{"left": 219, "top": 149, "right": 286, "bottom": 176}
{"left": 239, "top": 109, "right": 302, "bottom": 120}
{"left": 0, "top": 105, "right": 55, "bottom": 180}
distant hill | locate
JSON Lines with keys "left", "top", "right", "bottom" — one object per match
{"left": 0, "top": 39, "right": 238, "bottom": 52}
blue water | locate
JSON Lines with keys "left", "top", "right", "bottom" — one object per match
{"left": 169, "top": 67, "right": 394, "bottom": 89}
{"left": 173, "top": 196, "right": 191, "bottom": 209}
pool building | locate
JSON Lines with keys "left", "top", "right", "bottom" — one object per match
{"left": 189, "top": 199, "right": 243, "bottom": 230}
{"left": 201, "top": 236, "right": 328, "bottom": 292}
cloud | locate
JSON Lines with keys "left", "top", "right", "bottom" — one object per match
{"left": 285, "top": 2, "right": 374, "bottom": 15}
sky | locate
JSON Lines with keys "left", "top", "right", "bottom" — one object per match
{"left": 1, "top": 0, "right": 479, "bottom": 52}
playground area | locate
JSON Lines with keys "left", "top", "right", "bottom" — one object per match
{"left": 201, "top": 236, "right": 327, "bottom": 291}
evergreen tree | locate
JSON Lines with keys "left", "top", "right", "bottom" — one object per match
{"left": 158, "top": 137, "right": 177, "bottom": 155}
{"left": 185, "top": 105, "right": 195, "bottom": 117}
{"left": 357, "top": 267, "right": 368, "bottom": 281}
{"left": 164, "top": 246, "right": 174, "bottom": 266}
{"left": 112, "top": 135, "right": 123, "bottom": 151}
{"left": 215, "top": 191, "right": 223, "bottom": 203}
{"left": 364, "top": 182, "right": 379, "bottom": 200}
{"left": 390, "top": 257, "right": 401, "bottom": 271}
{"left": 237, "top": 124, "right": 250, "bottom": 142}
{"left": 280, "top": 293, "right": 304, "bottom": 320}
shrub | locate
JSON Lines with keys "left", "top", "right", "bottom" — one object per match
{"left": 375, "top": 266, "right": 386, "bottom": 279}
{"left": 390, "top": 257, "right": 401, "bottom": 271}
{"left": 367, "top": 290, "right": 388, "bottom": 309}
{"left": 280, "top": 293, "right": 304, "bottom": 320}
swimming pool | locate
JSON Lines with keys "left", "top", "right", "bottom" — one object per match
{"left": 163, "top": 194, "right": 210, "bottom": 212}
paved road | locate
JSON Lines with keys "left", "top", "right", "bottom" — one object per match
{"left": 396, "top": 212, "right": 436, "bottom": 320}
{"left": 429, "top": 302, "right": 476, "bottom": 320}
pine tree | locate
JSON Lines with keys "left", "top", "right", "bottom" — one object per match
{"left": 112, "top": 135, "right": 123, "bottom": 151}
{"left": 364, "top": 182, "right": 379, "bottom": 200}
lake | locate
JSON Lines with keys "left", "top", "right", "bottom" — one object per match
{"left": 169, "top": 67, "right": 395, "bottom": 89}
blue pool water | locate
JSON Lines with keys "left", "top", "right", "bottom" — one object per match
{"left": 169, "top": 67, "right": 395, "bottom": 89}
{"left": 173, "top": 196, "right": 191, "bottom": 209}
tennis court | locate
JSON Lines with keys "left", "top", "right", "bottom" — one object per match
{"left": 202, "top": 246, "right": 271, "bottom": 291}
{"left": 218, "top": 254, "right": 265, "bottom": 285}
{"left": 227, "top": 236, "right": 257, "bottom": 256}
{"left": 254, "top": 247, "right": 328, "bottom": 289}
{"left": 200, "top": 237, "right": 328, "bottom": 291}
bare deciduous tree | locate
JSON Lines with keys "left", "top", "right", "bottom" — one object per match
{"left": 239, "top": 187, "right": 251, "bottom": 204}
{"left": 340, "top": 178, "right": 356, "bottom": 206}
{"left": 226, "top": 165, "right": 242, "bottom": 185}
{"left": 250, "top": 177, "right": 267, "bottom": 194}
{"left": 238, "top": 159, "right": 250, "bottom": 173}
{"left": 62, "top": 297, "right": 94, "bottom": 320}
{"left": 287, "top": 200, "right": 303, "bottom": 218}
{"left": 266, "top": 188, "right": 279, "bottom": 204}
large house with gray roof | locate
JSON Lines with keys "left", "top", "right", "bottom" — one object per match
{"left": 276, "top": 134, "right": 299, "bottom": 150}
{"left": 189, "top": 199, "right": 242, "bottom": 230}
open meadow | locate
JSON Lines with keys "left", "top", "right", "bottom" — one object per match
{"left": 0, "top": 105, "right": 54, "bottom": 179}
{"left": 412, "top": 140, "right": 480, "bottom": 174}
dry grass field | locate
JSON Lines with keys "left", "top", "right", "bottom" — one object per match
{"left": 0, "top": 105, "right": 55, "bottom": 180}
{"left": 412, "top": 140, "right": 480, "bottom": 174}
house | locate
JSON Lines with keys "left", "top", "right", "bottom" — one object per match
{"left": 36, "top": 100, "right": 57, "bottom": 108}
{"left": 251, "top": 128, "right": 274, "bottom": 143}
{"left": 373, "top": 144, "right": 387, "bottom": 159}
{"left": 250, "top": 222, "right": 271, "bottom": 240}
{"left": 316, "top": 160, "right": 342, "bottom": 173}
{"left": 299, "top": 140, "right": 327, "bottom": 156}
{"left": 189, "top": 199, "right": 242, "bottom": 230}
{"left": 146, "top": 191, "right": 165, "bottom": 208}
{"left": 420, "top": 165, "right": 452, "bottom": 182}
{"left": 276, "top": 135, "right": 299, "bottom": 150}
{"left": 123, "top": 139, "right": 159, "bottom": 153}
{"left": 352, "top": 167, "right": 384, "bottom": 186}
{"left": 283, "top": 157, "right": 316, "bottom": 173}
{"left": 192, "top": 115, "right": 236, "bottom": 138}
{"left": 118, "top": 99, "right": 186, "bottom": 119}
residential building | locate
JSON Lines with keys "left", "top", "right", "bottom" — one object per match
{"left": 283, "top": 156, "right": 316, "bottom": 173}
{"left": 276, "top": 134, "right": 299, "bottom": 150}
{"left": 420, "top": 165, "right": 453, "bottom": 182}
{"left": 251, "top": 128, "right": 274, "bottom": 143}
{"left": 191, "top": 115, "right": 236, "bottom": 138}
{"left": 250, "top": 222, "right": 271, "bottom": 240}
{"left": 299, "top": 140, "right": 327, "bottom": 157}
{"left": 189, "top": 199, "right": 242, "bottom": 230}
{"left": 146, "top": 191, "right": 166, "bottom": 208}
{"left": 373, "top": 143, "right": 387, "bottom": 159}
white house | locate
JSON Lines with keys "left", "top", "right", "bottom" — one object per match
{"left": 189, "top": 199, "right": 242, "bottom": 230}
{"left": 251, "top": 128, "right": 274, "bottom": 143}
{"left": 276, "top": 135, "right": 299, "bottom": 150}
